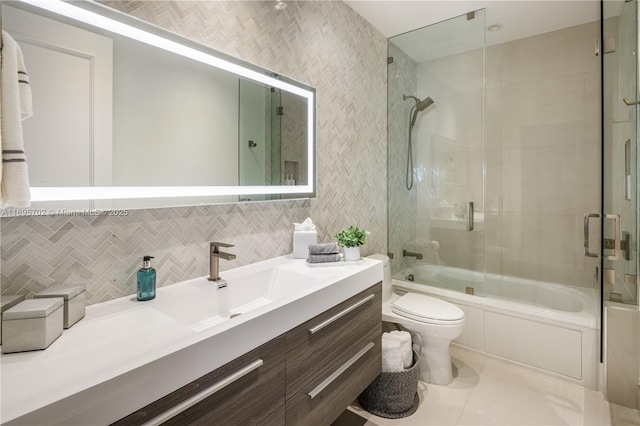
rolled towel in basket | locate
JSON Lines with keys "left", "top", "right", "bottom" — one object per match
{"left": 306, "top": 253, "right": 340, "bottom": 264}
{"left": 381, "top": 338, "right": 404, "bottom": 373}
{"left": 308, "top": 242, "right": 340, "bottom": 255}
{"left": 388, "top": 330, "right": 413, "bottom": 369}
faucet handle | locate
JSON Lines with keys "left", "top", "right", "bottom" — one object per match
{"left": 210, "top": 242, "right": 234, "bottom": 251}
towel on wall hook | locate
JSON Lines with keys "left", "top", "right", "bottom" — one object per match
{"left": 1, "top": 30, "right": 32, "bottom": 208}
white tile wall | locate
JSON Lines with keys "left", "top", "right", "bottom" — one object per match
{"left": 493, "top": 22, "right": 601, "bottom": 287}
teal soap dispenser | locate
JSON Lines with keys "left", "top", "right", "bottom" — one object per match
{"left": 137, "top": 256, "right": 156, "bottom": 301}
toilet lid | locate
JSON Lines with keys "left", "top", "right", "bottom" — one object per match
{"left": 392, "top": 293, "right": 464, "bottom": 323}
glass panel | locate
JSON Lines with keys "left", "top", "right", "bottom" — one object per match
{"left": 482, "top": 6, "right": 601, "bottom": 304}
{"left": 388, "top": 10, "right": 486, "bottom": 296}
{"left": 603, "top": 0, "right": 638, "bottom": 305}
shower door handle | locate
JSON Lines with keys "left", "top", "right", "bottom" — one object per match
{"left": 583, "top": 213, "right": 599, "bottom": 258}
{"left": 466, "top": 202, "right": 474, "bottom": 232}
{"left": 603, "top": 214, "right": 621, "bottom": 261}
{"left": 583, "top": 213, "right": 622, "bottom": 260}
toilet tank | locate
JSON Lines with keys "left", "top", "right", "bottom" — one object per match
{"left": 367, "top": 254, "right": 391, "bottom": 302}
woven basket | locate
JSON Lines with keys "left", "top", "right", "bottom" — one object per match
{"left": 357, "top": 350, "right": 420, "bottom": 419}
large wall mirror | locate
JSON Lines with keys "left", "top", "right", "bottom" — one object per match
{"left": 1, "top": 0, "right": 315, "bottom": 212}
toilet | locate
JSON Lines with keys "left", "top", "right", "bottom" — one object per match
{"left": 369, "top": 254, "right": 465, "bottom": 385}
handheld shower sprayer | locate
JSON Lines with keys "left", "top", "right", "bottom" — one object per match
{"left": 404, "top": 95, "right": 435, "bottom": 129}
{"left": 402, "top": 94, "right": 435, "bottom": 190}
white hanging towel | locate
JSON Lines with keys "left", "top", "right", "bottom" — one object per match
{"left": 1, "top": 30, "right": 32, "bottom": 208}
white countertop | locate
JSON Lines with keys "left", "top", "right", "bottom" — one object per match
{"left": 1, "top": 256, "right": 382, "bottom": 425}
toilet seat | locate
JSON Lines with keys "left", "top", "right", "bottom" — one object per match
{"left": 392, "top": 293, "right": 464, "bottom": 326}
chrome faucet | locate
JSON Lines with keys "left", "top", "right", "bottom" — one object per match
{"left": 209, "top": 242, "right": 236, "bottom": 281}
{"left": 403, "top": 249, "right": 423, "bottom": 260}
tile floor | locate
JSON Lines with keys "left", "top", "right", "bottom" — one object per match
{"left": 334, "top": 345, "right": 640, "bottom": 426}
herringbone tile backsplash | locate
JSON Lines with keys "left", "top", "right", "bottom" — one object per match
{"left": 1, "top": 1, "right": 388, "bottom": 304}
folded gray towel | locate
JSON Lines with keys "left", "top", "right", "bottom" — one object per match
{"left": 306, "top": 253, "right": 341, "bottom": 263}
{"left": 308, "top": 242, "right": 340, "bottom": 255}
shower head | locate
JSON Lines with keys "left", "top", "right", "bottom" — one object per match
{"left": 415, "top": 96, "right": 435, "bottom": 112}
{"left": 403, "top": 94, "right": 435, "bottom": 110}
{"left": 405, "top": 95, "right": 435, "bottom": 129}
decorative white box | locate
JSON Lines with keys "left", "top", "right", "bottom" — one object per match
{"left": 293, "top": 230, "right": 317, "bottom": 259}
{"left": 34, "top": 284, "right": 86, "bottom": 329}
{"left": 0, "top": 294, "right": 25, "bottom": 345}
{"left": 2, "top": 298, "right": 64, "bottom": 354}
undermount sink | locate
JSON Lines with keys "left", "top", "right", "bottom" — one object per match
{"left": 150, "top": 265, "right": 324, "bottom": 331}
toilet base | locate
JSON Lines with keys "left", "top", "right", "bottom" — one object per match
{"left": 397, "top": 325, "right": 459, "bottom": 385}
{"left": 419, "top": 339, "right": 454, "bottom": 385}
{"left": 381, "top": 292, "right": 464, "bottom": 387}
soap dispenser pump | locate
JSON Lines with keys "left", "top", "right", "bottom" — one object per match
{"left": 137, "top": 256, "right": 156, "bottom": 301}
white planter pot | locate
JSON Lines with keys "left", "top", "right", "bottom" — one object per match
{"left": 343, "top": 246, "right": 361, "bottom": 261}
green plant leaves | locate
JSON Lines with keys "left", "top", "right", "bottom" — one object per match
{"left": 332, "top": 225, "right": 370, "bottom": 248}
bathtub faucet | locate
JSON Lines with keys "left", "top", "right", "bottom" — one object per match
{"left": 402, "top": 249, "right": 423, "bottom": 260}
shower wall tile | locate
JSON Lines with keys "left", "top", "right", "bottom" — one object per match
{"left": 486, "top": 46, "right": 504, "bottom": 153}
{"left": 493, "top": 21, "right": 600, "bottom": 288}
{"left": 500, "top": 22, "right": 600, "bottom": 85}
{"left": 484, "top": 211, "right": 503, "bottom": 276}
{"left": 502, "top": 143, "right": 601, "bottom": 215}
{"left": 1, "top": 1, "right": 388, "bottom": 304}
{"left": 501, "top": 72, "right": 600, "bottom": 151}
{"left": 501, "top": 212, "right": 598, "bottom": 287}
{"left": 485, "top": 46, "right": 504, "bottom": 276}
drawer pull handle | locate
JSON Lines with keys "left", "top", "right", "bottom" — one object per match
{"left": 141, "top": 359, "right": 264, "bottom": 426}
{"left": 308, "top": 341, "right": 375, "bottom": 399}
{"left": 308, "top": 294, "right": 375, "bottom": 335}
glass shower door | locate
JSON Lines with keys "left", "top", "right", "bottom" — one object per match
{"left": 387, "top": 10, "right": 486, "bottom": 296}
{"left": 601, "top": 0, "right": 638, "bottom": 306}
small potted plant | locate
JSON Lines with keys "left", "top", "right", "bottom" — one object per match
{"left": 333, "top": 225, "right": 370, "bottom": 261}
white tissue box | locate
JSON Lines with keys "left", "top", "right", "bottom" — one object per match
{"left": 293, "top": 230, "right": 317, "bottom": 258}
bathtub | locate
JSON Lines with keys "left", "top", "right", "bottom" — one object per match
{"left": 393, "top": 264, "right": 600, "bottom": 389}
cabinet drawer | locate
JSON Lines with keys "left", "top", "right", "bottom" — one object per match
{"left": 285, "top": 325, "right": 382, "bottom": 426}
{"left": 111, "top": 335, "right": 285, "bottom": 426}
{"left": 257, "top": 405, "right": 285, "bottom": 426}
{"left": 286, "top": 282, "right": 381, "bottom": 399}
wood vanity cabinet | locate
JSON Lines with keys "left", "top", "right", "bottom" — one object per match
{"left": 112, "top": 335, "right": 286, "bottom": 426}
{"left": 285, "top": 283, "right": 382, "bottom": 425}
{"left": 111, "top": 282, "right": 381, "bottom": 426}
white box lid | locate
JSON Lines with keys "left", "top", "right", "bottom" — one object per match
{"left": 3, "top": 298, "right": 64, "bottom": 320}
{"left": 35, "top": 284, "right": 86, "bottom": 301}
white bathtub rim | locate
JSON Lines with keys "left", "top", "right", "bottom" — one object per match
{"left": 396, "top": 264, "right": 594, "bottom": 313}
{"left": 393, "top": 279, "right": 598, "bottom": 331}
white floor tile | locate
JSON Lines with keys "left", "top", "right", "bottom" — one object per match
{"left": 580, "top": 408, "right": 613, "bottom": 426}
{"left": 462, "top": 374, "right": 584, "bottom": 425}
{"left": 610, "top": 403, "right": 640, "bottom": 426}
{"left": 582, "top": 388, "right": 610, "bottom": 415}
{"left": 338, "top": 346, "right": 638, "bottom": 426}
